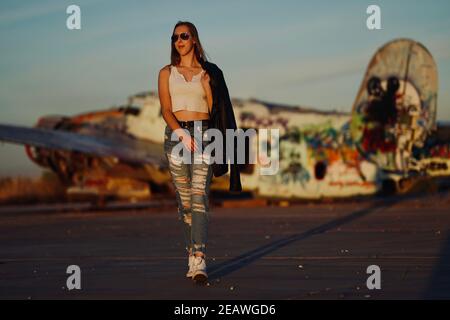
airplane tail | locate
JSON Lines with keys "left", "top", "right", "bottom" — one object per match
{"left": 349, "top": 39, "right": 438, "bottom": 173}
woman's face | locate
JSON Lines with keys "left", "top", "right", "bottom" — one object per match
{"left": 173, "top": 25, "right": 195, "bottom": 56}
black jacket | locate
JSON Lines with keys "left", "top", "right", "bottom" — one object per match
{"left": 199, "top": 58, "right": 242, "bottom": 193}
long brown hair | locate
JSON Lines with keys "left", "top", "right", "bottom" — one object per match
{"left": 170, "top": 21, "right": 209, "bottom": 66}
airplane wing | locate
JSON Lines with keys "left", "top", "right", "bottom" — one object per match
{"left": 0, "top": 123, "right": 167, "bottom": 167}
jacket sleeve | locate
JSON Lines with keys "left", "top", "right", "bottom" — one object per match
{"left": 217, "top": 69, "right": 238, "bottom": 130}
{"left": 217, "top": 69, "right": 243, "bottom": 192}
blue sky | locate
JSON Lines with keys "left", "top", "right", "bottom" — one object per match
{"left": 1, "top": 0, "right": 449, "bottom": 176}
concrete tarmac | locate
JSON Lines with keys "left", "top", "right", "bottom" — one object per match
{"left": 0, "top": 191, "right": 449, "bottom": 299}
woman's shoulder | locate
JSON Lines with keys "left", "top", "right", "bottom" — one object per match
{"left": 161, "top": 64, "right": 173, "bottom": 71}
{"left": 159, "top": 64, "right": 172, "bottom": 77}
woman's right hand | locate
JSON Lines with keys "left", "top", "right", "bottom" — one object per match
{"left": 177, "top": 130, "right": 199, "bottom": 152}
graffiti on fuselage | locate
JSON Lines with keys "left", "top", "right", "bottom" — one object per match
{"left": 353, "top": 76, "right": 426, "bottom": 172}
{"left": 257, "top": 116, "right": 378, "bottom": 198}
{"left": 350, "top": 39, "right": 438, "bottom": 174}
{"left": 240, "top": 112, "right": 290, "bottom": 134}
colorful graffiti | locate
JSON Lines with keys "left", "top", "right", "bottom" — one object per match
{"left": 351, "top": 39, "right": 438, "bottom": 173}
{"left": 257, "top": 118, "right": 378, "bottom": 199}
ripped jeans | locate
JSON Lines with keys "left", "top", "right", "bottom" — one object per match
{"left": 164, "top": 121, "right": 213, "bottom": 256}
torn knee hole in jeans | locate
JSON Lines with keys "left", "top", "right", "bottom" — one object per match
{"left": 192, "top": 203, "right": 208, "bottom": 214}
{"left": 174, "top": 176, "right": 189, "bottom": 184}
{"left": 167, "top": 155, "right": 184, "bottom": 166}
{"left": 192, "top": 179, "right": 207, "bottom": 190}
{"left": 193, "top": 168, "right": 207, "bottom": 175}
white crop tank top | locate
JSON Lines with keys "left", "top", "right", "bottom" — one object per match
{"left": 168, "top": 65, "right": 209, "bottom": 113}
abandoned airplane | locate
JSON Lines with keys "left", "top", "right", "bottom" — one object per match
{"left": 0, "top": 38, "right": 448, "bottom": 200}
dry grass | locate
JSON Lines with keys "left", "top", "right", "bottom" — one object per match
{"left": 0, "top": 171, "right": 66, "bottom": 205}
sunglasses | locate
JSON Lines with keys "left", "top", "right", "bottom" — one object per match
{"left": 171, "top": 32, "right": 190, "bottom": 42}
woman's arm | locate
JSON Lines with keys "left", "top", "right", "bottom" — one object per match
{"left": 158, "top": 65, "right": 199, "bottom": 151}
{"left": 158, "top": 66, "right": 198, "bottom": 151}
{"left": 158, "top": 65, "right": 183, "bottom": 134}
{"left": 201, "top": 72, "right": 213, "bottom": 114}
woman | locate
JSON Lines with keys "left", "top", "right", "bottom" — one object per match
{"left": 158, "top": 21, "right": 214, "bottom": 283}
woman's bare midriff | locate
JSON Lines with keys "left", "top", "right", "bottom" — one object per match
{"left": 174, "top": 110, "right": 210, "bottom": 121}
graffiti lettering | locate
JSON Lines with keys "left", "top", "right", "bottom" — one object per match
{"left": 240, "top": 112, "right": 289, "bottom": 132}
{"left": 423, "top": 161, "right": 448, "bottom": 171}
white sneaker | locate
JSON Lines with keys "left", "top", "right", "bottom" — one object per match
{"left": 186, "top": 255, "right": 195, "bottom": 278}
{"left": 192, "top": 255, "right": 208, "bottom": 283}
